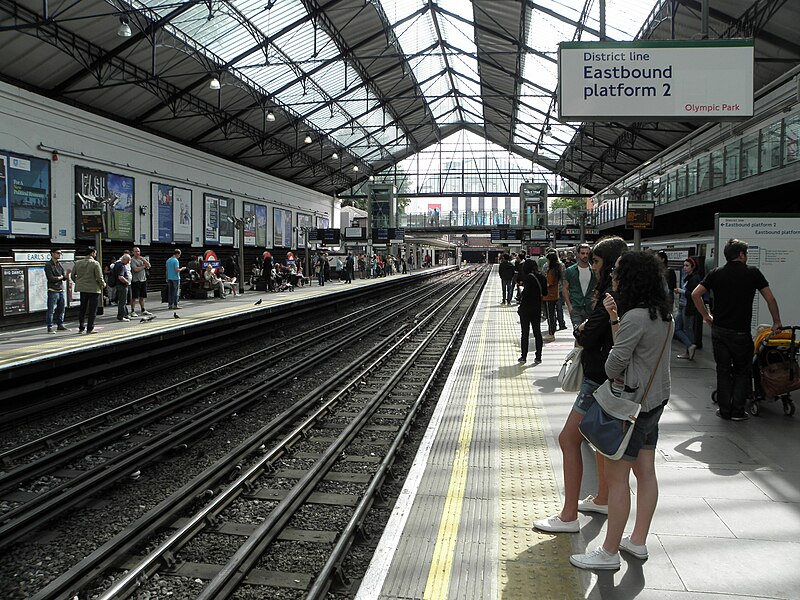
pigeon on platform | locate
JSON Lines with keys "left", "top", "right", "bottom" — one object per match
{"left": 140, "top": 315, "right": 157, "bottom": 323}
{"left": 173, "top": 312, "right": 180, "bottom": 319}
{"left": 254, "top": 298, "right": 263, "bottom": 305}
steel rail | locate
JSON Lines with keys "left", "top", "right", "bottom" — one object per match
{"left": 0, "top": 286, "right": 437, "bottom": 552}
{"left": 0, "top": 278, "right": 447, "bottom": 489}
{"left": 305, "top": 271, "right": 487, "bottom": 598}
{"left": 197, "top": 269, "right": 487, "bottom": 599}
{"left": 25, "top": 271, "right": 476, "bottom": 600}
{"left": 93, "top": 269, "right": 486, "bottom": 600}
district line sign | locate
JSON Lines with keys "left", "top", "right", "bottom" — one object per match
{"left": 558, "top": 40, "right": 754, "bottom": 121}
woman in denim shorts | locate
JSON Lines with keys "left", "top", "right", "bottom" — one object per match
{"left": 534, "top": 236, "right": 629, "bottom": 534}
{"left": 570, "top": 251, "right": 673, "bottom": 571}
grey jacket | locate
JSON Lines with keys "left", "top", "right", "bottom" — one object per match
{"left": 605, "top": 307, "right": 672, "bottom": 412}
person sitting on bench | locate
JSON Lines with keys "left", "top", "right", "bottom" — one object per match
{"left": 218, "top": 266, "right": 238, "bottom": 297}
{"left": 204, "top": 264, "right": 226, "bottom": 299}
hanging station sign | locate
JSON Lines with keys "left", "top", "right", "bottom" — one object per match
{"left": 558, "top": 40, "right": 754, "bottom": 121}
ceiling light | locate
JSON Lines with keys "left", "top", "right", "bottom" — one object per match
{"left": 266, "top": 110, "right": 275, "bottom": 122}
{"left": 544, "top": 125, "right": 552, "bottom": 136}
{"left": 117, "top": 17, "right": 132, "bottom": 38}
{"left": 369, "top": 175, "right": 374, "bottom": 181}
{"left": 331, "top": 152, "right": 338, "bottom": 160}
{"left": 209, "top": 77, "right": 221, "bottom": 90}
{"left": 304, "top": 134, "right": 312, "bottom": 144}
{"left": 352, "top": 165, "right": 359, "bottom": 172}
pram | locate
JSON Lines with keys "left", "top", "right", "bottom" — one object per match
{"left": 750, "top": 326, "right": 800, "bottom": 416}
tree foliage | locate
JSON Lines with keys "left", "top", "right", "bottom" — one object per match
{"left": 550, "top": 196, "right": 588, "bottom": 211}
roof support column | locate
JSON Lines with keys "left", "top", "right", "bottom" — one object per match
{"left": 599, "top": 0, "right": 606, "bottom": 40}
{"left": 701, "top": 0, "right": 709, "bottom": 39}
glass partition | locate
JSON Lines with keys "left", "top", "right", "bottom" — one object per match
{"left": 741, "top": 132, "right": 759, "bottom": 178}
{"left": 786, "top": 113, "right": 800, "bottom": 164}
{"left": 761, "top": 121, "right": 782, "bottom": 172}
{"left": 724, "top": 141, "right": 741, "bottom": 184}
{"left": 697, "top": 154, "right": 711, "bottom": 192}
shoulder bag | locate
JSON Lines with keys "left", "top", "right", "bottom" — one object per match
{"left": 579, "top": 320, "right": 671, "bottom": 460}
{"left": 558, "top": 347, "right": 584, "bottom": 392}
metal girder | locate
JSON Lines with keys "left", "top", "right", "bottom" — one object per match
{"left": 527, "top": 0, "right": 611, "bottom": 41}
{"left": 1, "top": 2, "right": 350, "bottom": 190}
{"left": 301, "top": 0, "right": 429, "bottom": 146}
{"left": 51, "top": 1, "right": 203, "bottom": 94}
{"left": 429, "top": 2, "right": 464, "bottom": 123}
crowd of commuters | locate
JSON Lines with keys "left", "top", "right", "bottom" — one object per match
{"left": 44, "top": 245, "right": 425, "bottom": 334}
{"left": 520, "top": 236, "right": 781, "bottom": 572}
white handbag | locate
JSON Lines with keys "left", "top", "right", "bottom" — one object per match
{"left": 558, "top": 347, "right": 584, "bottom": 392}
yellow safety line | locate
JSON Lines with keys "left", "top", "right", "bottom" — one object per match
{"left": 422, "top": 315, "right": 488, "bottom": 599}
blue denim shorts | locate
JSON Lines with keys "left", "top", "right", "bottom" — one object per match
{"left": 622, "top": 403, "right": 666, "bottom": 461}
{"left": 573, "top": 378, "right": 602, "bottom": 415}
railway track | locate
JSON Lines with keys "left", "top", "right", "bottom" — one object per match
{"left": 1, "top": 266, "right": 488, "bottom": 599}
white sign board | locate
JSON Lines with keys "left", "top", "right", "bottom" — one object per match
{"left": 715, "top": 214, "right": 800, "bottom": 331}
{"left": 559, "top": 40, "right": 754, "bottom": 121}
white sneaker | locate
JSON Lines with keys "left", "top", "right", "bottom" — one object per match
{"left": 142, "top": 310, "right": 153, "bottom": 316}
{"left": 577, "top": 495, "right": 609, "bottom": 515}
{"left": 570, "top": 546, "right": 620, "bottom": 570}
{"left": 533, "top": 515, "right": 579, "bottom": 533}
{"left": 619, "top": 536, "right": 648, "bottom": 560}
{"left": 130, "top": 312, "right": 139, "bottom": 318}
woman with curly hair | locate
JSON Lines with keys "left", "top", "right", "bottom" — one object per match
{"left": 534, "top": 236, "right": 628, "bottom": 534}
{"left": 570, "top": 251, "right": 673, "bottom": 570}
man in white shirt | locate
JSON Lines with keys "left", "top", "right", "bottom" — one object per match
{"left": 562, "top": 243, "right": 596, "bottom": 328}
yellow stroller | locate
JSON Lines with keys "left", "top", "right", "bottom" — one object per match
{"left": 750, "top": 326, "right": 800, "bottom": 416}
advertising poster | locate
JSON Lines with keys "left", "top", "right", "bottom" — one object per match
{"left": 9, "top": 153, "right": 50, "bottom": 236}
{"left": 75, "top": 166, "right": 134, "bottom": 241}
{"left": 0, "top": 156, "right": 8, "bottom": 234}
{"left": 218, "top": 196, "right": 235, "bottom": 245}
{"left": 2, "top": 266, "right": 26, "bottom": 315}
{"left": 152, "top": 183, "right": 173, "bottom": 242}
{"left": 255, "top": 204, "right": 267, "bottom": 247}
{"left": 297, "top": 213, "right": 312, "bottom": 248}
{"left": 284, "top": 210, "right": 293, "bottom": 248}
{"left": 26, "top": 266, "right": 47, "bottom": 312}
{"left": 106, "top": 173, "right": 134, "bottom": 240}
{"left": 273, "top": 207, "right": 285, "bottom": 247}
{"left": 316, "top": 215, "right": 329, "bottom": 229}
{"left": 243, "top": 202, "right": 257, "bottom": 246}
{"left": 173, "top": 187, "right": 192, "bottom": 242}
{"left": 204, "top": 194, "right": 220, "bottom": 244}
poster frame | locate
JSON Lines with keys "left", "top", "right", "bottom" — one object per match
{"left": 3, "top": 150, "right": 51, "bottom": 237}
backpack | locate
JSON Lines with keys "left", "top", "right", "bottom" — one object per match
{"left": 108, "top": 262, "right": 119, "bottom": 287}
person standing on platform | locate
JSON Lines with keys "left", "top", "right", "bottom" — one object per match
{"left": 114, "top": 254, "right": 132, "bottom": 321}
{"left": 674, "top": 257, "right": 701, "bottom": 360}
{"left": 166, "top": 249, "right": 185, "bottom": 310}
{"left": 534, "top": 235, "right": 628, "bottom": 534}
{"left": 498, "top": 253, "right": 515, "bottom": 305}
{"left": 517, "top": 258, "right": 546, "bottom": 363}
{"left": 71, "top": 246, "right": 105, "bottom": 333}
{"left": 562, "top": 243, "right": 596, "bottom": 328}
{"left": 657, "top": 251, "right": 677, "bottom": 309}
{"left": 691, "top": 238, "right": 782, "bottom": 421}
{"left": 44, "top": 248, "right": 70, "bottom": 334}
{"left": 570, "top": 251, "right": 673, "bottom": 571}
{"left": 129, "top": 246, "right": 152, "bottom": 318}
{"left": 541, "top": 252, "right": 562, "bottom": 341}
{"left": 344, "top": 251, "right": 354, "bottom": 283}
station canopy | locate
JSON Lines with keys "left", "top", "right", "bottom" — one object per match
{"left": 0, "top": 0, "right": 797, "bottom": 195}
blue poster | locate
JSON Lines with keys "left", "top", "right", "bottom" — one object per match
{"left": 152, "top": 183, "right": 173, "bottom": 242}
{"left": 283, "top": 209, "right": 292, "bottom": 248}
{"left": 8, "top": 153, "right": 50, "bottom": 236}
{"left": 106, "top": 174, "right": 134, "bottom": 241}
{"left": 255, "top": 204, "right": 267, "bottom": 247}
